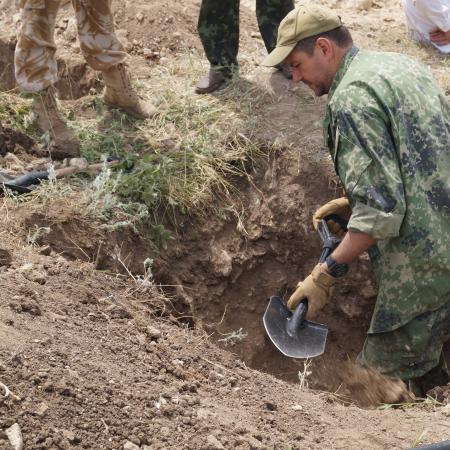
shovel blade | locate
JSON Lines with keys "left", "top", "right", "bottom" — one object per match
{"left": 263, "top": 296, "right": 328, "bottom": 359}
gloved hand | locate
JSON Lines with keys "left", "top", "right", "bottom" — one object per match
{"left": 287, "top": 264, "right": 337, "bottom": 319}
{"left": 312, "top": 197, "right": 351, "bottom": 234}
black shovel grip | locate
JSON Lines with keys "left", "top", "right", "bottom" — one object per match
{"left": 287, "top": 300, "right": 307, "bottom": 337}
{"left": 290, "top": 216, "right": 348, "bottom": 323}
{"left": 317, "top": 216, "right": 346, "bottom": 264}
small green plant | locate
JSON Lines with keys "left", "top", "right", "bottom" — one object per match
{"left": 116, "top": 153, "right": 174, "bottom": 210}
{"left": 149, "top": 224, "right": 173, "bottom": 250}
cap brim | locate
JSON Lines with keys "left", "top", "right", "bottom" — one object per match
{"left": 261, "top": 44, "right": 295, "bottom": 67}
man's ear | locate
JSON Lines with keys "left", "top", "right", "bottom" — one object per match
{"left": 316, "top": 37, "right": 333, "bottom": 59}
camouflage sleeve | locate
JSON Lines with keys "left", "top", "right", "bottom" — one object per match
{"left": 333, "top": 91, "right": 406, "bottom": 239}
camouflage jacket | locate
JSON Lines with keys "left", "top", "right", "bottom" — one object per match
{"left": 324, "top": 47, "right": 450, "bottom": 333}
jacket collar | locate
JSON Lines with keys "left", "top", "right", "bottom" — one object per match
{"left": 328, "top": 46, "right": 359, "bottom": 100}
{"left": 323, "top": 46, "right": 359, "bottom": 162}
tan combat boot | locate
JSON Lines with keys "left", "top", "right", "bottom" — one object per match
{"left": 33, "top": 86, "right": 80, "bottom": 160}
{"left": 102, "top": 63, "right": 157, "bottom": 119}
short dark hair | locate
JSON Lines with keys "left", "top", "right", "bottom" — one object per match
{"left": 294, "top": 26, "right": 353, "bottom": 56}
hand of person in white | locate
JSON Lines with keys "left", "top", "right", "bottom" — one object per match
{"left": 403, "top": 0, "right": 450, "bottom": 52}
{"left": 429, "top": 28, "right": 450, "bottom": 45}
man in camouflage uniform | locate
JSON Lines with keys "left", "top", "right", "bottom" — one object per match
{"left": 196, "top": 0, "right": 294, "bottom": 94}
{"left": 15, "top": 0, "right": 156, "bottom": 159}
{"left": 263, "top": 4, "right": 450, "bottom": 398}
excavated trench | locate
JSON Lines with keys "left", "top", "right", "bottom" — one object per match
{"left": 14, "top": 62, "right": 383, "bottom": 393}
{"left": 24, "top": 144, "right": 381, "bottom": 394}
{"left": 154, "top": 151, "right": 379, "bottom": 392}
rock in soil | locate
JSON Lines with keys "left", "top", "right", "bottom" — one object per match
{"left": 0, "top": 249, "right": 12, "bottom": 267}
{"left": 5, "top": 423, "right": 23, "bottom": 450}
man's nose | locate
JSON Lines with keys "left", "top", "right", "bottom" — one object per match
{"left": 291, "top": 69, "right": 302, "bottom": 83}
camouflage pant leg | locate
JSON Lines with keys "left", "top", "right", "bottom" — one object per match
{"left": 71, "top": 0, "right": 127, "bottom": 71}
{"left": 357, "top": 300, "right": 450, "bottom": 385}
{"left": 197, "top": 0, "right": 240, "bottom": 72}
{"left": 15, "top": 0, "right": 126, "bottom": 92}
{"left": 255, "top": 0, "right": 294, "bottom": 53}
{"left": 15, "top": 0, "right": 62, "bottom": 92}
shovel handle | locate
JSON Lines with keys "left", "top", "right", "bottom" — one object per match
{"left": 287, "top": 300, "right": 307, "bottom": 337}
{"left": 318, "top": 216, "right": 348, "bottom": 263}
{"left": 289, "top": 216, "right": 348, "bottom": 330}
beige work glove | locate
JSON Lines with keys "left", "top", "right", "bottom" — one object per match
{"left": 287, "top": 264, "right": 337, "bottom": 319}
{"left": 312, "top": 197, "right": 351, "bottom": 234}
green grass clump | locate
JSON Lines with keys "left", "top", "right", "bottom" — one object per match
{"left": 69, "top": 54, "right": 269, "bottom": 222}
{"left": 0, "top": 53, "right": 272, "bottom": 245}
{"left": 0, "top": 91, "right": 38, "bottom": 137}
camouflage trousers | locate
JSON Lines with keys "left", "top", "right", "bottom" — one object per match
{"left": 357, "top": 299, "right": 450, "bottom": 394}
{"left": 197, "top": 0, "right": 294, "bottom": 73}
{"left": 15, "top": 0, "right": 127, "bottom": 92}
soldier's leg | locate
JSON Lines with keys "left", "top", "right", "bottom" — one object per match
{"left": 196, "top": 0, "right": 240, "bottom": 94}
{"left": 72, "top": 0, "right": 156, "bottom": 119}
{"left": 255, "top": 0, "right": 294, "bottom": 53}
{"left": 14, "top": 0, "right": 61, "bottom": 91}
{"left": 15, "top": 0, "right": 80, "bottom": 159}
{"left": 255, "top": 0, "right": 293, "bottom": 78}
{"left": 197, "top": 0, "right": 240, "bottom": 72}
{"left": 357, "top": 301, "right": 450, "bottom": 399}
{"left": 71, "top": 0, "right": 126, "bottom": 71}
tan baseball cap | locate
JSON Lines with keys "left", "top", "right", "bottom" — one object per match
{"left": 261, "top": 3, "right": 342, "bottom": 67}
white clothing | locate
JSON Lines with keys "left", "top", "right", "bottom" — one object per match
{"left": 403, "top": 0, "right": 450, "bottom": 53}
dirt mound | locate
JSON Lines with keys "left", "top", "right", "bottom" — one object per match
{"left": 1, "top": 206, "right": 450, "bottom": 450}
{"left": 337, "top": 363, "right": 413, "bottom": 408}
{"left": 14, "top": 138, "right": 377, "bottom": 393}
{"left": 0, "top": 124, "right": 37, "bottom": 157}
{"left": 112, "top": 0, "right": 201, "bottom": 56}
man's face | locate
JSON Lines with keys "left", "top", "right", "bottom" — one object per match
{"left": 286, "top": 44, "right": 334, "bottom": 97}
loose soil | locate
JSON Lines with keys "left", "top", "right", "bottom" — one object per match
{"left": 1, "top": 0, "right": 450, "bottom": 449}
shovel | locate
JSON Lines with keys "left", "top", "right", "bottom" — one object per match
{"left": 0, "top": 159, "right": 120, "bottom": 194}
{"left": 263, "top": 215, "right": 347, "bottom": 358}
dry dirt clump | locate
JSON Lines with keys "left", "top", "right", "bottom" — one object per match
{"left": 427, "top": 384, "right": 450, "bottom": 404}
{"left": 337, "top": 362, "right": 413, "bottom": 408}
{"left": 0, "top": 124, "right": 37, "bottom": 157}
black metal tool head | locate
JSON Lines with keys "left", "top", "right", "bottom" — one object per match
{"left": 263, "top": 296, "right": 328, "bottom": 359}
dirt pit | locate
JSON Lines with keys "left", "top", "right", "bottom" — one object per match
{"left": 28, "top": 155, "right": 378, "bottom": 395}
{"left": 14, "top": 110, "right": 387, "bottom": 402}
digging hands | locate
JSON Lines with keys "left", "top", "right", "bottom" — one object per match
{"left": 429, "top": 28, "right": 450, "bottom": 45}
{"left": 312, "top": 197, "right": 351, "bottom": 235}
{"left": 288, "top": 197, "right": 350, "bottom": 318}
{"left": 287, "top": 264, "right": 337, "bottom": 319}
